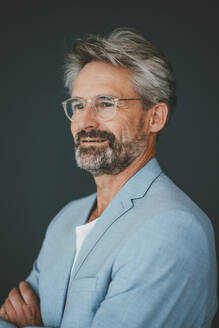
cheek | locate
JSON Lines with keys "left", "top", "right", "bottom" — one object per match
{"left": 70, "top": 123, "right": 77, "bottom": 141}
{"left": 113, "top": 122, "right": 135, "bottom": 143}
{"left": 114, "top": 114, "right": 140, "bottom": 142}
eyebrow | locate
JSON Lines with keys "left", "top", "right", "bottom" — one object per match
{"left": 71, "top": 93, "right": 119, "bottom": 99}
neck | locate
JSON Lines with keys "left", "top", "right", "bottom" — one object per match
{"left": 93, "top": 134, "right": 156, "bottom": 217}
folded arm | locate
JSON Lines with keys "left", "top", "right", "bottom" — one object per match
{"left": 0, "top": 202, "right": 72, "bottom": 328}
{"left": 0, "top": 281, "right": 43, "bottom": 328}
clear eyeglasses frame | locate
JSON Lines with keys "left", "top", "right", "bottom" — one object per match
{"left": 61, "top": 95, "right": 142, "bottom": 122}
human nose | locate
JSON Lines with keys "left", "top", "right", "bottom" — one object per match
{"left": 75, "top": 101, "right": 100, "bottom": 131}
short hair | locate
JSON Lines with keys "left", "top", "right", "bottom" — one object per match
{"left": 64, "top": 28, "right": 177, "bottom": 141}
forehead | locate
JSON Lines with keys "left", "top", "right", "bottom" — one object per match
{"left": 71, "top": 61, "right": 138, "bottom": 98}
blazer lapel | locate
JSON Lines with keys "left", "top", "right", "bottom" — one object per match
{"left": 69, "top": 192, "right": 133, "bottom": 280}
{"left": 69, "top": 156, "right": 162, "bottom": 281}
{"left": 50, "top": 193, "right": 97, "bottom": 326}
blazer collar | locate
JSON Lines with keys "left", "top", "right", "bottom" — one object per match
{"left": 123, "top": 156, "right": 163, "bottom": 200}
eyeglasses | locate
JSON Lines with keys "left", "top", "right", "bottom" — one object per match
{"left": 61, "top": 95, "right": 141, "bottom": 122}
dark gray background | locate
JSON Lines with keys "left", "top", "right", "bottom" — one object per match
{"left": 1, "top": 3, "right": 218, "bottom": 326}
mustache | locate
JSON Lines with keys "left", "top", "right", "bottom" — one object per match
{"left": 75, "top": 129, "right": 116, "bottom": 147}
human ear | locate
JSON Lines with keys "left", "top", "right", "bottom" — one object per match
{"left": 149, "top": 102, "right": 168, "bottom": 133}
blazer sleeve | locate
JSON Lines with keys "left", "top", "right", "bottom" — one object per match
{"left": 90, "top": 210, "right": 216, "bottom": 328}
{"left": 0, "top": 221, "right": 54, "bottom": 328}
{"left": 0, "top": 203, "right": 74, "bottom": 328}
{"left": 0, "top": 318, "right": 17, "bottom": 328}
{"left": 25, "top": 201, "right": 74, "bottom": 296}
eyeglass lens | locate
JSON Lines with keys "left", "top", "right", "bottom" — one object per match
{"left": 65, "top": 96, "right": 116, "bottom": 121}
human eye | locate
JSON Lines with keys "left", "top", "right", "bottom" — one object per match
{"left": 72, "top": 100, "right": 85, "bottom": 111}
{"left": 97, "top": 96, "right": 114, "bottom": 109}
{"left": 75, "top": 103, "right": 84, "bottom": 110}
{"left": 101, "top": 101, "right": 114, "bottom": 107}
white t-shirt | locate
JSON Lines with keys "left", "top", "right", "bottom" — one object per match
{"left": 70, "top": 218, "right": 99, "bottom": 278}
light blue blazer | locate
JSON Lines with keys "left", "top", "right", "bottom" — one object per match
{"left": 0, "top": 157, "right": 217, "bottom": 328}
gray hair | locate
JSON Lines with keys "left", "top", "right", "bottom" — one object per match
{"left": 64, "top": 28, "right": 177, "bottom": 141}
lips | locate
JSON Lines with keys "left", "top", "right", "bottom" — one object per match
{"left": 75, "top": 130, "right": 115, "bottom": 148}
{"left": 81, "top": 138, "right": 107, "bottom": 143}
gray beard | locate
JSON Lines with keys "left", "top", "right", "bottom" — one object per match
{"left": 74, "top": 120, "right": 148, "bottom": 176}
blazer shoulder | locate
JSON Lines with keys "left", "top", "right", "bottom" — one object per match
{"left": 139, "top": 172, "right": 216, "bottom": 247}
{"left": 147, "top": 172, "right": 210, "bottom": 219}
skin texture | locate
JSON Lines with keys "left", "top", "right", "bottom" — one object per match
{"left": 0, "top": 281, "right": 43, "bottom": 327}
{"left": 71, "top": 61, "right": 168, "bottom": 221}
{"left": 0, "top": 61, "right": 168, "bottom": 325}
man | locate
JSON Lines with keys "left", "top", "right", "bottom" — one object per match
{"left": 0, "top": 28, "right": 217, "bottom": 328}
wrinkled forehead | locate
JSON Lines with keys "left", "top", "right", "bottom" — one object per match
{"left": 71, "top": 61, "right": 138, "bottom": 99}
